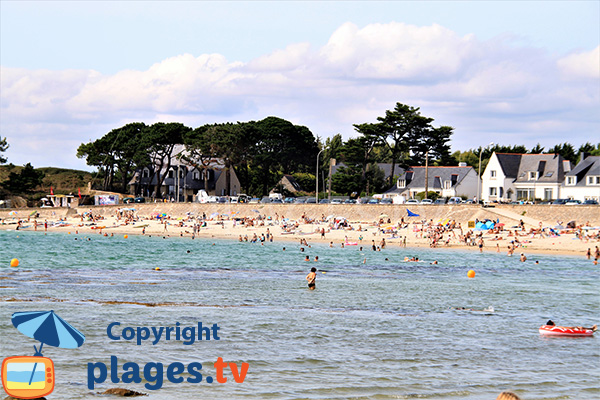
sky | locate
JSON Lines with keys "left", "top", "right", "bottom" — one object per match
{"left": 1, "top": 1, "right": 599, "bottom": 171}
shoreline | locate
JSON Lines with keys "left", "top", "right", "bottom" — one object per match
{"left": 2, "top": 207, "right": 598, "bottom": 259}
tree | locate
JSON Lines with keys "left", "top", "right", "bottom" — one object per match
{"left": 578, "top": 142, "right": 600, "bottom": 158}
{"left": 0, "top": 137, "right": 8, "bottom": 164}
{"left": 529, "top": 143, "right": 545, "bottom": 154}
{"left": 548, "top": 143, "right": 577, "bottom": 164}
{"left": 410, "top": 125, "right": 454, "bottom": 166}
{"left": 144, "top": 122, "right": 191, "bottom": 198}
{"left": 2, "top": 163, "right": 45, "bottom": 194}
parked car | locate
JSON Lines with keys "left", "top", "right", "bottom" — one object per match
{"left": 218, "top": 196, "right": 228, "bottom": 203}
{"left": 294, "top": 197, "right": 307, "bottom": 204}
{"left": 552, "top": 199, "right": 569, "bottom": 205}
{"left": 305, "top": 198, "right": 317, "bottom": 204}
{"left": 344, "top": 199, "right": 357, "bottom": 204}
{"left": 406, "top": 199, "right": 420, "bottom": 204}
{"left": 447, "top": 197, "right": 462, "bottom": 204}
{"left": 206, "top": 196, "right": 220, "bottom": 203}
{"left": 380, "top": 198, "right": 393, "bottom": 205}
{"left": 271, "top": 199, "right": 283, "bottom": 204}
{"left": 330, "top": 198, "right": 343, "bottom": 204}
{"left": 123, "top": 197, "right": 135, "bottom": 204}
{"left": 284, "top": 197, "right": 295, "bottom": 204}
{"left": 367, "top": 198, "right": 380, "bottom": 205}
{"left": 420, "top": 199, "right": 433, "bottom": 205}
{"left": 565, "top": 199, "right": 581, "bottom": 205}
{"left": 248, "top": 197, "right": 261, "bottom": 204}
{"left": 260, "top": 196, "right": 271, "bottom": 203}
{"left": 319, "top": 199, "right": 329, "bottom": 204}
{"left": 134, "top": 197, "right": 145, "bottom": 203}
{"left": 434, "top": 198, "right": 446, "bottom": 205}
{"left": 583, "top": 199, "right": 598, "bottom": 205}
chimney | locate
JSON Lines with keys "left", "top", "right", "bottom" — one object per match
{"left": 563, "top": 160, "right": 571, "bottom": 173}
{"left": 458, "top": 162, "right": 467, "bottom": 167}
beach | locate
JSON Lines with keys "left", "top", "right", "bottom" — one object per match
{"left": 1, "top": 204, "right": 598, "bottom": 258}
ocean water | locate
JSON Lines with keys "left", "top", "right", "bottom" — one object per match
{"left": 0, "top": 230, "right": 598, "bottom": 399}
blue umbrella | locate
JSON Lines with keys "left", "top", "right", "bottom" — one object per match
{"left": 12, "top": 310, "right": 85, "bottom": 356}
{"left": 11, "top": 310, "right": 85, "bottom": 386}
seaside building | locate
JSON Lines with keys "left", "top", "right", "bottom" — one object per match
{"left": 128, "top": 145, "right": 240, "bottom": 201}
{"left": 481, "top": 152, "right": 571, "bottom": 202}
{"left": 562, "top": 155, "right": 600, "bottom": 202}
{"left": 384, "top": 164, "right": 479, "bottom": 200}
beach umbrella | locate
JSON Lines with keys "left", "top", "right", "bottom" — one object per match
{"left": 407, "top": 209, "right": 419, "bottom": 217}
{"left": 11, "top": 310, "right": 85, "bottom": 387}
{"left": 8, "top": 211, "right": 18, "bottom": 216}
{"left": 29, "top": 210, "right": 38, "bottom": 217}
{"left": 12, "top": 310, "right": 85, "bottom": 355}
{"left": 378, "top": 214, "right": 389, "bottom": 219}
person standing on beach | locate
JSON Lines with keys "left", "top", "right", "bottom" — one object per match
{"left": 306, "top": 267, "right": 317, "bottom": 290}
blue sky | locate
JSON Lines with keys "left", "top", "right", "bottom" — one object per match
{"left": 1, "top": 1, "right": 599, "bottom": 170}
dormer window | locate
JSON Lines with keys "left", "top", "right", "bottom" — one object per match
{"left": 587, "top": 176, "right": 600, "bottom": 185}
{"left": 566, "top": 176, "right": 576, "bottom": 186}
{"left": 398, "top": 179, "right": 406, "bottom": 188}
{"left": 528, "top": 171, "right": 538, "bottom": 181}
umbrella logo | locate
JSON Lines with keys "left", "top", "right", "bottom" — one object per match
{"left": 2, "top": 310, "right": 85, "bottom": 399}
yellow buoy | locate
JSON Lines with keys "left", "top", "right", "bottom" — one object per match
{"left": 154, "top": 267, "right": 161, "bottom": 271}
{"left": 124, "top": 234, "right": 128, "bottom": 239}
{"left": 467, "top": 269, "right": 476, "bottom": 278}
{"left": 10, "top": 258, "right": 19, "bottom": 267}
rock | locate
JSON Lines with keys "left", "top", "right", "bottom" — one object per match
{"left": 100, "top": 388, "right": 147, "bottom": 397}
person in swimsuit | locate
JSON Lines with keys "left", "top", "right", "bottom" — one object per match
{"left": 306, "top": 267, "right": 317, "bottom": 290}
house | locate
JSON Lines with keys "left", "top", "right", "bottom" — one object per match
{"left": 384, "top": 164, "right": 479, "bottom": 200}
{"left": 272, "top": 174, "right": 303, "bottom": 194}
{"left": 128, "top": 145, "right": 241, "bottom": 201}
{"left": 481, "top": 152, "right": 571, "bottom": 202}
{"left": 562, "top": 155, "right": 600, "bottom": 201}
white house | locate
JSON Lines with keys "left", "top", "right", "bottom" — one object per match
{"left": 385, "top": 164, "right": 479, "bottom": 200}
{"left": 562, "top": 155, "right": 600, "bottom": 201}
{"left": 482, "top": 152, "right": 571, "bottom": 202}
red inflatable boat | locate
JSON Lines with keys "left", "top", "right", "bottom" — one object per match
{"left": 539, "top": 325, "right": 595, "bottom": 337}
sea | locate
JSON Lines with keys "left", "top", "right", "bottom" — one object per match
{"left": 0, "top": 230, "right": 598, "bottom": 399}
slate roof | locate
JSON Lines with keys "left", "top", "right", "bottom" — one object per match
{"left": 565, "top": 156, "right": 600, "bottom": 186}
{"left": 385, "top": 166, "right": 474, "bottom": 194}
{"left": 512, "top": 153, "right": 566, "bottom": 183}
{"left": 494, "top": 153, "right": 522, "bottom": 178}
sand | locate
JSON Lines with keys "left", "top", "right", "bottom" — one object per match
{"left": 2, "top": 204, "right": 598, "bottom": 260}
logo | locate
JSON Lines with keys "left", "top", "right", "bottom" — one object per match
{"left": 1, "top": 310, "right": 85, "bottom": 399}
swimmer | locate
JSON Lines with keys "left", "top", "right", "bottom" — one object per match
{"left": 314, "top": 256, "right": 319, "bottom": 262}
{"left": 305, "top": 256, "right": 310, "bottom": 261}
{"left": 306, "top": 267, "right": 317, "bottom": 290}
{"left": 186, "top": 250, "right": 191, "bottom": 253}
{"left": 519, "top": 253, "right": 527, "bottom": 262}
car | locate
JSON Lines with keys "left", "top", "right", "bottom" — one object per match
{"left": 380, "top": 198, "right": 393, "bottom": 204}
{"left": 330, "top": 198, "right": 343, "bottom": 204}
{"left": 447, "top": 197, "right": 462, "bottom": 204}
{"left": 123, "top": 197, "right": 135, "bottom": 204}
{"left": 434, "top": 198, "right": 446, "bottom": 205}
{"left": 271, "top": 199, "right": 283, "bottom": 204}
{"left": 583, "top": 199, "right": 598, "bottom": 205}
{"left": 206, "top": 196, "right": 220, "bottom": 203}
{"left": 367, "top": 198, "right": 380, "bottom": 204}
{"left": 552, "top": 199, "right": 569, "bottom": 205}
{"left": 319, "top": 199, "right": 329, "bottom": 204}
{"left": 565, "top": 199, "right": 581, "bottom": 205}
{"left": 344, "top": 199, "right": 357, "bottom": 204}
{"left": 134, "top": 197, "right": 145, "bottom": 203}
{"left": 420, "top": 199, "right": 433, "bottom": 205}
{"left": 218, "top": 196, "right": 228, "bottom": 203}
{"left": 305, "top": 198, "right": 317, "bottom": 204}
{"left": 405, "top": 199, "right": 420, "bottom": 204}
{"left": 248, "top": 197, "right": 261, "bottom": 204}
{"left": 294, "top": 197, "right": 307, "bottom": 204}
{"left": 260, "top": 196, "right": 271, "bottom": 204}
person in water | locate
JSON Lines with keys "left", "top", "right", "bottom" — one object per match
{"left": 306, "top": 267, "right": 317, "bottom": 290}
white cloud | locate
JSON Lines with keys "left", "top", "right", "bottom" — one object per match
{"left": 1, "top": 22, "right": 598, "bottom": 170}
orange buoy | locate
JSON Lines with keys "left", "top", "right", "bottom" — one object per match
{"left": 124, "top": 234, "right": 128, "bottom": 239}
{"left": 467, "top": 269, "right": 476, "bottom": 278}
{"left": 10, "top": 258, "right": 19, "bottom": 267}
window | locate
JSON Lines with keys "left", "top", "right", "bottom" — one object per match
{"left": 528, "top": 171, "right": 538, "bottom": 181}
{"left": 490, "top": 170, "right": 496, "bottom": 178}
{"left": 489, "top": 187, "right": 497, "bottom": 196}
{"left": 444, "top": 180, "right": 452, "bottom": 189}
{"left": 544, "top": 188, "right": 552, "bottom": 200}
{"left": 142, "top": 168, "right": 149, "bottom": 178}
{"left": 179, "top": 169, "right": 185, "bottom": 179}
{"left": 587, "top": 176, "right": 600, "bottom": 185}
{"left": 398, "top": 179, "right": 406, "bottom": 188}
{"left": 168, "top": 170, "right": 174, "bottom": 179}
{"left": 566, "top": 176, "right": 576, "bottom": 185}
{"left": 545, "top": 171, "right": 553, "bottom": 177}
{"left": 517, "top": 189, "right": 535, "bottom": 200}
{"left": 193, "top": 171, "right": 200, "bottom": 180}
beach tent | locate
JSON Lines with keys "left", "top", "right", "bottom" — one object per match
{"left": 474, "top": 220, "right": 495, "bottom": 231}
{"left": 566, "top": 221, "right": 576, "bottom": 229}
